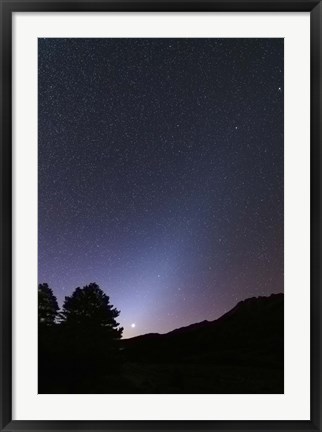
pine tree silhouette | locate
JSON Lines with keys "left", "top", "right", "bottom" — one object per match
{"left": 59, "top": 283, "right": 123, "bottom": 391}
{"left": 38, "top": 283, "right": 59, "bottom": 325}
{"left": 60, "top": 282, "right": 123, "bottom": 338}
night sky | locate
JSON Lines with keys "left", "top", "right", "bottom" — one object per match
{"left": 38, "top": 38, "right": 284, "bottom": 338}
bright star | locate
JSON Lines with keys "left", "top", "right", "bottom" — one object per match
{"left": 131, "top": 323, "right": 136, "bottom": 328}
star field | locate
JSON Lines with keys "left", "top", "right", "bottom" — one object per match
{"left": 38, "top": 38, "right": 284, "bottom": 338}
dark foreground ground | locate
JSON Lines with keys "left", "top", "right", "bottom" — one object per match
{"left": 39, "top": 293, "right": 284, "bottom": 394}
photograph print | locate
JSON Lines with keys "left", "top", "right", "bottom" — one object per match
{"left": 38, "top": 38, "right": 284, "bottom": 394}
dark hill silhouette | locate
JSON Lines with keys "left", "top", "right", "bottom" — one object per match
{"left": 126, "top": 293, "right": 283, "bottom": 341}
{"left": 117, "top": 293, "right": 283, "bottom": 393}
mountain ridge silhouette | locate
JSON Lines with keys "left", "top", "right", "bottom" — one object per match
{"left": 123, "top": 292, "right": 283, "bottom": 341}
{"left": 122, "top": 293, "right": 283, "bottom": 373}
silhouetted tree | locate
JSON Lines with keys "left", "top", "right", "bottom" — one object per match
{"left": 38, "top": 283, "right": 60, "bottom": 392}
{"left": 60, "top": 283, "right": 123, "bottom": 338}
{"left": 38, "top": 283, "right": 59, "bottom": 325}
{"left": 58, "top": 283, "right": 123, "bottom": 391}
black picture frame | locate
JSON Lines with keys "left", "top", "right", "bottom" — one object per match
{"left": 1, "top": 0, "right": 321, "bottom": 431}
